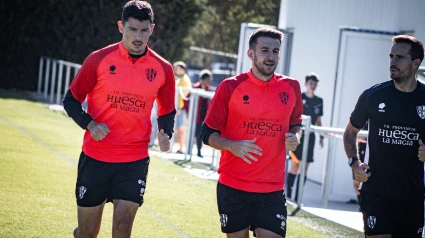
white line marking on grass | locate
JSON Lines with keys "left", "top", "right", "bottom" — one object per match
{"left": 142, "top": 208, "right": 192, "bottom": 238}
{"left": 0, "top": 114, "right": 77, "bottom": 166}
{"left": 0, "top": 114, "right": 192, "bottom": 238}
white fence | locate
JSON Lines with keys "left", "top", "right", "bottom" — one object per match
{"left": 37, "top": 56, "right": 82, "bottom": 105}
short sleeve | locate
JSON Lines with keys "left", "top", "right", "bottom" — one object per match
{"left": 157, "top": 63, "right": 176, "bottom": 116}
{"left": 318, "top": 98, "right": 323, "bottom": 116}
{"left": 289, "top": 80, "right": 303, "bottom": 126}
{"left": 203, "top": 81, "right": 232, "bottom": 131}
{"left": 350, "top": 90, "right": 369, "bottom": 129}
{"left": 68, "top": 53, "right": 100, "bottom": 103}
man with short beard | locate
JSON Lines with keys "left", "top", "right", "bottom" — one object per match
{"left": 63, "top": 1, "right": 176, "bottom": 237}
{"left": 200, "top": 28, "right": 303, "bottom": 238}
{"left": 343, "top": 35, "right": 425, "bottom": 238}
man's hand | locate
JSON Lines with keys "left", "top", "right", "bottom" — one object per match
{"left": 285, "top": 133, "right": 299, "bottom": 151}
{"left": 87, "top": 120, "right": 110, "bottom": 141}
{"left": 351, "top": 161, "right": 371, "bottom": 182}
{"left": 419, "top": 139, "right": 425, "bottom": 162}
{"left": 228, "top": 138, "right": 262, "bottom": 164}
{"left": 158, "top": 129, "right": 170, "bottom": 152}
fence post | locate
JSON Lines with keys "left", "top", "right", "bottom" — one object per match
{"left": 322, "top": 135, "right": 334, "bottom": 208}
{"left": 49, "top": 60, "right": 57, "bottom": 103}
{"left": 297, "top": 116, "right": 311, "bottom": 208}
{"left": 56, "top": 61, "right": 64, "bottom": 105}
{"left": 37, "top": 56, "right": 44, "bottom": 95}
{"left": 64, "top": 65, "right": 71, "bottom": 95}
{"left": 188, "top": 93, "right": 200, "bottom": 162}
{"left": 43, "top": 58, "right": 51, "bottom": 99}
{"left": 184, "top": 92, "right": 196, "bottom": 161}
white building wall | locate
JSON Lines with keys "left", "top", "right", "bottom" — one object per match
{"left": 278, "top": 0, "right": 425, "bottom": 201}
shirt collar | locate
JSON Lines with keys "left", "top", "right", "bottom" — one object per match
{"left": 247, "top": 69, "right": 277, "bottom": 86}
{"left": 118, "top": 42, "right": 150, "bottom": 61}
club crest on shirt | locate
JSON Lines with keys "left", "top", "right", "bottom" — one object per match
{"left": 278, "top": 92, "right": 289, "bottom": 105}
{"left": 145, "top": 68, "right": 157, "bottom": 82}
{"left": 417, "top": 105, "right": 425, "bottom": 119}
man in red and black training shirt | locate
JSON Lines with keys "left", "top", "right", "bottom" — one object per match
{"left": 344, "top": 35, "right": 425, "bottom": 238}
{"left": 63, "top": 1, "right": 176, "bottom": 237}
{"left": 200, "top": 28, "right": 303, "bottom": 238}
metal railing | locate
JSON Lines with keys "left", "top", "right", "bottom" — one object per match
{"left": 37, "top": 56, "right": 81, "bottom": 105}
{"left": 172, "top": 87, "right": 219, "bottom": 171}
{"left": 296, "top": 115, "right": 368, "bottom": 208}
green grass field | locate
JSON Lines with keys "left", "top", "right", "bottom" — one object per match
{"left": 0, "top": 89, "right": 363, "bottom": 237}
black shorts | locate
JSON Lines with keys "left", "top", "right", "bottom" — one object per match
{"left": 217, "top": 182, "right": 287, "bottom": 237}
{"left": 292, "top": 133, "right": 315, "bottom": 163}
{"left": 75, "top": 152, "right": 150, "bottom": 207}
{"left": 359, "top": 191, "right": 424, "bottom": 237}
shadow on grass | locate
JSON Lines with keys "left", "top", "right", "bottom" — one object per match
{"left": 0, "top": 88, "right": 36, "bottom": 101}
{"left": 173, "top": 158, "right": 212, "bottom": 170}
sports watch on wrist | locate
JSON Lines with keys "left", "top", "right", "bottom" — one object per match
{"left": 348, "top": 157, "right": 359, "bottom": 166}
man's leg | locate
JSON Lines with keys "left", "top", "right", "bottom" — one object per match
{"left": 75, "top": 201, "right": 106, "bottom": 238}
{"left": 176, "top": 126, "right": 185, "bottom": 153}
{"left": 252, "top": 190, "right": 287, "bottom": 237}
{"left": 294, "top": 162, "right": 310, "bottom": 202}
{"left": 226, "top": 228, "right": 250, "bottom": 238}
{"left": 112, "top": 200, "right": 139, "bottom": 238}
{"left": 360, "top": 191, "right": 392, "bottom": 237}
{"left": 109, "top": 158, "right": 149, "bottom": 237}
{"left": 74, "top": 152, "right": 111, "bottom": 238}
{"left": 255, "top": 228, "right": 283, "bottom": 238}
{"left": 175, "top": 110, "right": 186, "bottom": 153}
{"left": 286, "top": 162, "right": 299, "bottom": 199}
{"left": 195, "top": 123, "right": 203, "bottom": 157}
{"left": 217, "top": 183, "right": 254, "bottom": 237}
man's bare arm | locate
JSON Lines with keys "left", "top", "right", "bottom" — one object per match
{"left": 344, "top": 122, "right": 371, "bottom": 181}
{"left": 343, "top": 122, "right": 360, "bottom": 158}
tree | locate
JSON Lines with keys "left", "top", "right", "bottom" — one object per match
{"left": 185, "top": 0, "right": 280, "bottom": 69}
{"left": 0, "top": 0, "right": 205, "bottom": 90}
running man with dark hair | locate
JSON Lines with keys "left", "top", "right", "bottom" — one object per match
{"left": 343, "top": 35, "right": 425, "bottom": 238}
{"left": 201, "top": 27, "right": 303, "bottom": 238}
{"left": 63, "top": 1, "right": 176, "bottom": 237}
